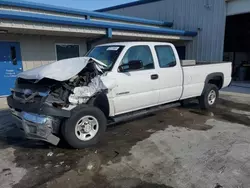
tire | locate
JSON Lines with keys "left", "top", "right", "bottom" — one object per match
{"left": 62, "top": 106, "right": 107, "bottom": 149}
{"left": 199, "top": 84, "right": 219, "bottom": 109}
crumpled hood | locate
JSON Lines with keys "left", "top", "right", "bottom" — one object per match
{"left": 17, "top": 57, "right": 107, "bottom": 81}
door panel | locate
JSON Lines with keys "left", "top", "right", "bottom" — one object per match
{"left": 154, "top": 45, "right": 183, "bottom": 104}
{"left": 112, "top": 70, "right": 159, "bottom": 115}
{"left": 0, "top": 42, "right": 23, "bottom": 96}
{"left": 158, "top": 68, "right": 183, "bottom": 104}
{"left": 112, "top": 45, "right": 160, "bottom": 115}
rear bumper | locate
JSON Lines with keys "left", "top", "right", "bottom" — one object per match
{"left": 11, "top": 109, "right": 61, "bottom": 145}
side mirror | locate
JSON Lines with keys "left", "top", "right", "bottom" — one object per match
{"left": 118, "top": 60, "right": 143, "bottom": 72}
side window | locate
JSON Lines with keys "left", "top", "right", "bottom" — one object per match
{"left": 155, "top": 46, "right": 176, "bottom": 68}
{"left": 121, "top": 45, "right": 154, "bottom": 70}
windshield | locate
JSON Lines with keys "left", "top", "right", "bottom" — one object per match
{"left": 86, "top": 45, "right": 124, "bottom": 70}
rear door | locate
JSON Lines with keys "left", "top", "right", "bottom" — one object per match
{"left": 153, "top": 45, "right": 183, "bottom": 104}
{"left": 0, "top": 42, "right": 23, "bottom": 96}
{"left": 112, "top": 45, "right": 160, "bottom": 115}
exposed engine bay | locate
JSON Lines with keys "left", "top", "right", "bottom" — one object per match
{"left": 12, "top": 57, "right": 111, "bottom": 109}
{"left": 45, "top": 61, "right": 107, "bottom": 107}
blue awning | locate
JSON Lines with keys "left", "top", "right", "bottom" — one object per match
{"left": 0, "top": 10, "right": 198, "bottom": 37}
{"left": 0, "top": 0, "right": 173, "bottom": 27}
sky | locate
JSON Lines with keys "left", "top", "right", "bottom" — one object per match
{"left": 26, "top": 0, "right": 136, "bottom": 11}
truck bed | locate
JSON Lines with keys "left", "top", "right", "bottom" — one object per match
{"left": 181, "top": 60, "right": 231, "bottom": 66}
{"left": 180, "top": 61, "right": 232, "bottom": 100}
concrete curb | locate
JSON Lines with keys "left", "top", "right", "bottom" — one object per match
{"left": 0, "top": 97, "right": 8, "bottom": 110}
{"left": 220, "top": 91, "right": 250, "bottom": 98}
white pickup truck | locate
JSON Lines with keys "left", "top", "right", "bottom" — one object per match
{"left": 7, "top": 42, "right": 232, "bottom": 148}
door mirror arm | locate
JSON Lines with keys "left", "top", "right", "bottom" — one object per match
{"left": 118, "top": 60, "right": 143, "bottom": 72}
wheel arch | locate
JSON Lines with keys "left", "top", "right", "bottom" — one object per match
{"left": 62, "top": 105, "right": 107, "bottom": 148}
{"left": 87, "top": 92, "right": 110, "bottom": 118}
{"left": 202, "top": 72, "right": 224, "bottom": 94}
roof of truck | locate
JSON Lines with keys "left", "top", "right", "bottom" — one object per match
{"left": 97, "top": 41, "right": 173, "bottom": 46}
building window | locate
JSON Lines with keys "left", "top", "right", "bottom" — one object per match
{"left": 56, "top": 44, "right": 80, "bottom": 61}
{"left": 10, "top": 46, "right": 17, "bottom": 65}
{"left": 155, "top": 45, "right": 176, "bottom": 68}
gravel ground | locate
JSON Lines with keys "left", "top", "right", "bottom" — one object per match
{"left": 0, "top": 95, "right": 250, "bottom": 188}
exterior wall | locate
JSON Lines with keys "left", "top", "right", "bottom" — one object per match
{"left": 227, "top": 0, "right": 250, "bottom": 16}
{"left": 105, "top": 0, "right": 227, "bottom": 61}
{"left": 0, "top": 5, "right": 166, "bottom": 29}
{"left": 0, "top": 34, "right": 87, "bottom": 70}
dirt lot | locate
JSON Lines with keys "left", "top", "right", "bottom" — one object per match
{"left": 0, "top": 94, "right": 250, "bottom": 188}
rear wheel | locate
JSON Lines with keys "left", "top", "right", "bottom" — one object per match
{"left": 199, "top": 84, "right": 218, "bottom": 109}
{"left": 62, "top": 106, "right": 107, "bottom": 149}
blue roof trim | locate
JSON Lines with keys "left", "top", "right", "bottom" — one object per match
{"left": 0, "top": 0, "right": 173, "bottom": 27}
{"left": 0, "top": 10, "right": 197, "bottom": 37}
{"left": 97, "top": 0, "right": 163, "bottom": 12}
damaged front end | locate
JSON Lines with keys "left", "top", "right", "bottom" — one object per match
{"left": 8, "top": 57, "right": 114, "bottom": 145}
{"left": 11, "top": 110, "right": 61, "bottom": 145}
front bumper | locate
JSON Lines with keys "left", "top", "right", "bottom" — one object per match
{"left": 7, "top": 95, "right": 71, "bottom": 118}
{"left": 11, "top": 109, "right": 61, "bottom": 145}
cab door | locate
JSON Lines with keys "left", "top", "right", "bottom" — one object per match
{"left": 0, "top": 42, "right": 23, "bottom": 96}
{"left": 112, "top": 45, "right": 160, "bottom": 115}
{"left": 153, "top": 45, "right": 183, "bottom": 104}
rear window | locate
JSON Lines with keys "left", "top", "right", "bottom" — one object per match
{"left": 155, "top": 45, "right": 176, "bottom": 68}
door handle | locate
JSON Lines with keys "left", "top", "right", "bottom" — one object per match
{"left": 151, "top": 74, "right": 159, "bottom": 80}
{"left": 18, "top": 68, "right": 22, "bottom": 71}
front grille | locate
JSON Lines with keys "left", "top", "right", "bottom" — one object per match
{"left": 15, "top": 92, "right": 24, "bottom": 98}
{"left": 27, "top": 124, "right": 37, "bottom": 134}
{"left": 12, "top": 88, "right": 48, "bottom": 103}
{"left": 15, "top": 92, "right": 42, "bottom": 102}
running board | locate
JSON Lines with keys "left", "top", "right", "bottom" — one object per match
{"left": 109, "top": 102, "right": 180, "bottom": 125}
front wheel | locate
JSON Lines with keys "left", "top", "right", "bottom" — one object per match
{"left": 62, "top": 106, "right": 107, "bottom": 149}
{"left": 199, "top": 84, "right": 219, "bottom": 109}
